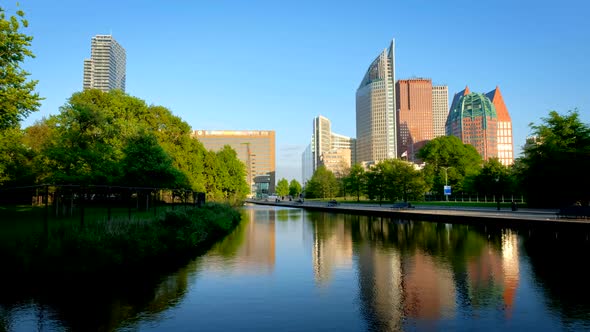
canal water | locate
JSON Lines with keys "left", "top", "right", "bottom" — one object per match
{"left": 3, "top": 204, "right": 590, "bottom": 331}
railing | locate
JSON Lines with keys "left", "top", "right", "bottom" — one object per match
{"left": 0, "top": 184, "right": 206, "bottom": 228}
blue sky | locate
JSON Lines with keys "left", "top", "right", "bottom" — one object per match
{"left": 11, "top": 0, "right": 590, "bottom": 182}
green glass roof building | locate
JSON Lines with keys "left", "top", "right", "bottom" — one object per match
{"left": 446, "top": 90, "right": 498, "bottom": 160}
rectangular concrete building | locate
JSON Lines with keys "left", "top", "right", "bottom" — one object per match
{"left": 192, "top": 130, "right": 276, "bottom": 195}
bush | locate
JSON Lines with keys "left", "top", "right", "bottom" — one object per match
{"left": 0, "top": 203, "right": 241, "bottom": 280}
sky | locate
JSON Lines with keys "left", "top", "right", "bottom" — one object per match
{"left": 9, "top": 0, "right": 590, "bottom": 182}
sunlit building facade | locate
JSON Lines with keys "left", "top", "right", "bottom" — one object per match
{"left": 356, "top": 40, "right": 397, "bottom": 164}
{"left": 83, "top": 35, "right": 126, "bottom": 92}
{"left": 432, "top": 85, "right": 449, "bottom": 138}
{"left": 396, "top": 78, "right": 434, "bottom": 162}
{"left": 192, "top": 130, "right": 276, "bottom": 195}
{"left": 446, "top": 87, "right": 498, "bottom": 161}
{"left": 311, "top": 115, "right": 356, "bottom": 177}
{"left": 486, "top": 86, "right": 514, "bottom": 165}
{"left": 312, "top": 116, "right": 332, "bottom": 171}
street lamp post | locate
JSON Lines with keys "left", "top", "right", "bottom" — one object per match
{"left": 495, "top": 177, "right": 500, "bottom": 210}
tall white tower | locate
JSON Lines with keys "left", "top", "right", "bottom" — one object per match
{"left": 83, "top": 35, "right": 126, "bottom": 92}
{"left": 356, "top": 39, "right": 396, "bottom": 164}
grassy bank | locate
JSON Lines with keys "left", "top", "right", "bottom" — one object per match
{"left": 0, "top": 203, "right": 241, "bottom": 281}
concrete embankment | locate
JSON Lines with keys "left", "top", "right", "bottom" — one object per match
{"left": 246, "top": 200, "right": 590, "bottom": 230}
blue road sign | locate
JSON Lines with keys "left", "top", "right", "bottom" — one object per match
{"left": 444, "top": 185, "right": 451, "bottom": 196}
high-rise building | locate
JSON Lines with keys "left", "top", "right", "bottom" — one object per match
{"left": 313, "top": 116, "right": 332, "bottom": 171}
{"left": 486, "top": 87, "right": 514, "bottom": 166}
{"left": 192, "top": 130, "right": 276, "bottom": 195}
{"left": 310, "top": 115, "right": 356, "bottom": 177}
{"left": 356, "top": 40, "right": 397, "bottom": 164}
{"left": 83, "top": 35, "right": 126, "bottom": 92}
{"left": 301, "top": 143, "right": 313, "bottom": 185}
{"left": 432, "top": 85, "right": 449, "bottom": 138}
{"left": 396, "top": 78, "right": 433, "bottom": 162}
{"left": 446, "top": 87, "right": 498, "bottom": 160}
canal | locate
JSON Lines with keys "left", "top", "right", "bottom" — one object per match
{"left": 3, "top": 204, "right": 590, "bottom": 331}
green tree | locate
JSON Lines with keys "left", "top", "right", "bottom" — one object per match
{"left": 202, "top": 150, "right": 222, "bottom": 200}
{"left": 381, "top": 159, "right": 427, "bottom": 202}
{"left": 289, "top": 179, "right": 302, "bottom": 197}
{"left": 216, "top": 145, "right": 249, "bottom": 202}
{"left": 0, "top": 128, "right": 35, "bottom": 186}
{"left": 344, "top": 163, "right": 366, "bottom": 202}
{"left": 276, "top": 178, "right": 289, "bottom": 196}
{"left": 120, "top": 132, "right": 187, "bottom": 188}
{"left": 0, "top": 6, "right": 42, "bottom": 129}
{"left": 365, "top": 164, "right": 386, "bottom": 204}
{"left": 418, "top": 136, "right": 482, "bottom": 195}
{"left": 40, "top": 90, "right": 210, "bottom": 191}
{"left": 518, "top": 110, "right": 590, "bottom": 207}
{"left": 471, "top": 158, "right": 513, "bottom": 199}
{"left": 305, "top": 166, "right": 339, "bottom": 199}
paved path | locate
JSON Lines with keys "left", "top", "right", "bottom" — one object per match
{"left": 246, "top": 199, "right": 590, "bottom": 226}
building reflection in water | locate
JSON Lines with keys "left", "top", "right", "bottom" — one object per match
{"left": 403, "top": 251, "right": 456, "bottom": 321}
{"left": 354, "top": 216, "right": 404, "bottom": 331}
{"left": 501, "top": 230, "right": 520, "bottom": 317}
{"left": 209, "top": 206, "right": 276, "bottom": 274}
{"left": 308, "top": 213, "right": 353, "bottom": 286}
{"left": 307, "top": 215, "right": 521, "bottom": 329}
{"left": 466, "top": 229, "right": 519, "bottom": 317}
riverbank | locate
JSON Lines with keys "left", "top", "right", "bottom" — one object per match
{"left": 0, "top": 203, "right": 241, "bottom": 283}
{"left": 246, "top": 199, "right": 590, "bottom": 229}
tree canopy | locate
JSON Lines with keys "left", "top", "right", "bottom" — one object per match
{"left": 343, "top": 163, "right": 366, "bottom": 202}
{"left": 518, "top": 110, "right": 590, "bottom": 207}
{"left": 275, "top": 178, "right": 289, "bottom": 196}
{"left": 418, "top": 136, "right": 482, "bottom": 194}
{"left": 0, "top": 6, "right": 41, "bottom": 129}
{"left": 305, "top": 166, "right": 339, "bottom": 199}
{"left": 3, "top": 89, "right": 249, "bottom": 203}
{"left": 288, "top": 179, "right": 301, "bottom": 197}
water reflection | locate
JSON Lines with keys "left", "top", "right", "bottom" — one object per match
{"left": 3, "top": 206, "right": 590, "bottom": 331}
{"left": 209, "top": 206, "right": 276, "bottom": 274}
{"left": 306, "top": 213, "right": 524, "bottom": 330}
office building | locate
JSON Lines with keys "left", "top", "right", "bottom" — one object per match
{"left": 432, "top": 85, "right": 449, "bottom": 138}
{"left": 313, "top": 116, "right": 332, "bottom": 171}
{"left": 356, "top": 40, "right": 397, "bottom": 164}
{"left": 192, "top": 130, "right": 276, "bottom": 195}
{"left": 83, "top": 35, "right": 126, "bottom": 92}
{"left": 396, "top": 78, "right": 433, "bottom": 162}
{"left": 486, "top": 87, "right": 514, "bottom": 165}
{"left": 446, "top": 87, "right": 498, "bottom": 160}
{"left": 311, "top": 115, "right": 356, "bottom": 177}
{"left": 301, "top": 143, "right": 313, "bottom": 185}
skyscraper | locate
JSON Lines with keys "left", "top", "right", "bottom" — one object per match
{"left": 432, "top": 85, "right": 449, "bottom": 138}
{"left": 312, "top": 116, "right": 332, "bottom": 171}
{"left": 83, "top": 35, "right": 126, "bottom": 92}
{"left": 356, "top": 40, "right": 397, "bottom": 164}
{"left": 446, "top": 87, "right": 498, "bottom": 161}
{"left": 396, "top": 78, "right": 433, "bottom": 161}
{"left": 486, "top": 87, "right": 514, "bottom": 166}
{"left": 301, "top": 143, "right": 313, "bottom": 185}
{"left": 311, "top": 115, "right": 355, "bottom": 177}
